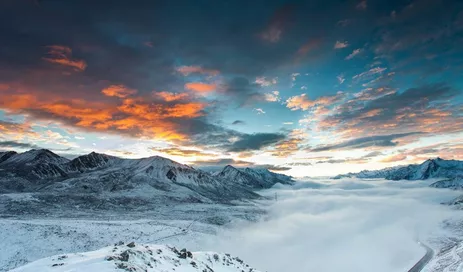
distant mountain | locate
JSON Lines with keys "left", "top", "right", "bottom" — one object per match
{"left": 0, "top": 149, "right": 263, "bottom": 203}
{"left": 333, "top": 158, "right": 463, "bottom": 188}
{"left": 12, "top": 243, "right": 262, "bottom": 272}
{"left": 214, "top": 165, "right": 294, "bottom": 189}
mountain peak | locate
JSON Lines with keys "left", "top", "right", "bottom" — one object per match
{"left": 0, "top": 151, "right": 17, "bottom": 164}
{"left": 2, "top": 149, "right": 69, "bottom": 165}
{"left": 223, "top": 164, "right": 238, "bottom": 171}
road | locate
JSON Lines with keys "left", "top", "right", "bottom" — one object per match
{"left": 407, "top": 242, "right": 434, "bottom": 272}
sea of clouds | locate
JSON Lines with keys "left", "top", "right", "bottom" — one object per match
{"left": 203, "top": 178, "right": 463, "bottom": 272}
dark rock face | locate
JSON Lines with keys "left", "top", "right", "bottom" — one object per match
{"left": 215, "top": 165, "right": 294, "bottom": 189}
{"left": 0, "top": 151, "right": 17, "bottom": 163}
{"left": 166, "top": 169, "right": 177, "bottom": 182}
{"left": 66, "top": 152, "right": 113, "bottom": 172}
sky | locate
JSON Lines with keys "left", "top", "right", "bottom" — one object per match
{"left": 0, "top": 0, "right": 462, "bottom": 176}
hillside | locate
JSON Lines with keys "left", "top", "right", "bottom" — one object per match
{"left": 11, "top": 242, "right": 262, "bottom": 272}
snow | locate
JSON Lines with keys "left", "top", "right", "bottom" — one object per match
{"left": 11, "top": 243, "right": 261, "bottom": 272}
{"left": 334, "top": 158, "right": 463, "bottom": 183}
{"left": 214, "top": 165, "right": 294, "bottom": 189}
{"left": 2, "top": 149, "right": 69, "bottom": 166}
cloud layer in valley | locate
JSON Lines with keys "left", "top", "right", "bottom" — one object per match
{"left": 203, "top": 179, "right": 462, "bottom": 272}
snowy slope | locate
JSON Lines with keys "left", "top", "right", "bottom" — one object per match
{"left": 11, "top": 243, "right": 262, "bottom": 272}
{"left": 214, "top": 165, "right": 294, "bottom": 189}
{"left": 333, "top": 158, "right": 463, "bottom": 182}
{"left": 430, "top": 178, "right": 463, "bottom": 190}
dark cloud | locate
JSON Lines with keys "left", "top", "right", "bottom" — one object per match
{"left": 192, "top": 158, "right": 291, "bottom": 172}
{"left": 309, "top": 132, "right": 421, "bottom": 152}
{"left": 221, "top": 77, "right": 265, "bottom": 107}
{"left": 232, "top": 120, "right": 246, "bottom": 125}
{"left": 0, "top": 141, "right": 39, "bottom": 149}
{"left": 319, "top": 84, "right": 463, "bottom": 137}
{"left": 227, "top": 133, "right": 286, "bottom": 152}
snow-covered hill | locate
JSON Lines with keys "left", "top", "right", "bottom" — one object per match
{"left": 333, "top": 158, "right": 463, "bottom": 182}
{"left": 214, "top": 165, "right": 294, "bottom": 189}
{"left": 11, "top": 242, "right": 262, "bottom": 272}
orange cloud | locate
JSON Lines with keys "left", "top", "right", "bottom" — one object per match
{"left": 0, "top": 90, "right": 207, "bottom": 142}
{"left": 286, "top": 93, "right": 341, "bottom": 111}
{"left": 381, "top": 154, "right": 407, "bottom": 163}
{"left": 0, "top": 84, "right": 9, "bottom": 91}
{"left": 102, "top": 85, "right": 137, "bottom": 98}
{"left": 42, "top": 45, "right": 87, "bottom": 71}
{"left": 150, "top": 146, "right": 213, "bottom": 157}
{"left": 154, "top": 91, "right": 189, "bottom": 102}
{"left": 176, "top": 66, "right": 219, "bottom": 76}
{"left": 185, "top": 82, "right": 216, "bottom": 93}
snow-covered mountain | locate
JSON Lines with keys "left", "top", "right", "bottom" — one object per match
{"left": 0, "top": 149, "right": 70, "bottom": 180}
{"left": 11, "top": 242, "right": 262, "bottom": 272}
{"left": 333, "top": 158, "right": 463, "bottom": 181}
{"left": 0, "top": 149, "right": 262, "bottom": 203}
{"left": 214, "top": 165, "right": 294, "bottom": 189}
{"left": 333, "top": 158, "right": 463, "bottom": 192}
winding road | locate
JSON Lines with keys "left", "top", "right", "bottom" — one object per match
{"left": 407, "top": 242, "right": 434, "bottom": 272}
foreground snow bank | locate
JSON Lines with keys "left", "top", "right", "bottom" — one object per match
{"left": 11, "top": 242, "right": 261, "bottom": 272}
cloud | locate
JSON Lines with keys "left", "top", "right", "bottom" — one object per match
{"left": 102, "top": 85, "right": 137, "bottom": 98}
{"left": 0, "top": 90, "right": 207, "bottom": 142}
{"left": 254, "top": 108, "right": 266, "bottom": 115}
{"left": 192, "top": 157, "right": 291, "bottom": 172}
{"left": 255, "top": 77, "right": 277, "bottom": 87}
{"left": 309, "top": 132, "right": 421, "bottom": 152}
{"left": 260, "top": 4, "right": 293, "bottom": 43}
{"left": 316, "top": 84, "right": 462, "bottom": 140}
{"left": 356, "top": 0, "right": 367, "bottom": 10}
{"left": 297, "top": 38, "right": 322, "bottom": 57}
{"left": 271, "top": 137, "right": 304, "bottom": 157}
{"left": 232, "top": 120, "right": 245, "bottom": 125}
{"left": 221, "top": 77, "right": 265, "bottom": 106}
{"left": 264, "top": 91, "right": 280, "bottom": 102}
{"left": 345, "top": 48, "right": 362, "bottom": 60}
{"left": 42, "top": 45, "right": 87, "bottom": 71}
{"left": 352, "top": 67, "right": 387, "bottom": 81}
{"left": 334, "top": 41, "right": 349, "bottom": 49}
{"left": 286, "top": 93, "right": 342, "bottom": 111}
{"left": 227, "top": 133, "right": 286, "bottom": 152}
{"left": 184, "top": 82, "right": 216, "bottom": 93}
{"left": 175, "top": 66, "right": 219, "bottom": 76}
{"left": 337, "top": 74, "right": 345, "bottom": 84}
{"left": 0, "top": 140, "right": 40, "bottom": 149}
{"left": 154, "top": 91, "right": 189, "bottom": 102}
{"left": 150, "top": 146, "right": 212, "bottom": 157}
{"left": 381, "top": 154, "right": 408, "bottom": 163}
{"left": 208, "top": 179, "right": 459, "bottom": 272}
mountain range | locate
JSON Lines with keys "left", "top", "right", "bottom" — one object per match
{"left": 333, "top": 158, "right": 463, "bottom": 189}
{"left": 0, "top": 149, "right": 295, "bottom": 203}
